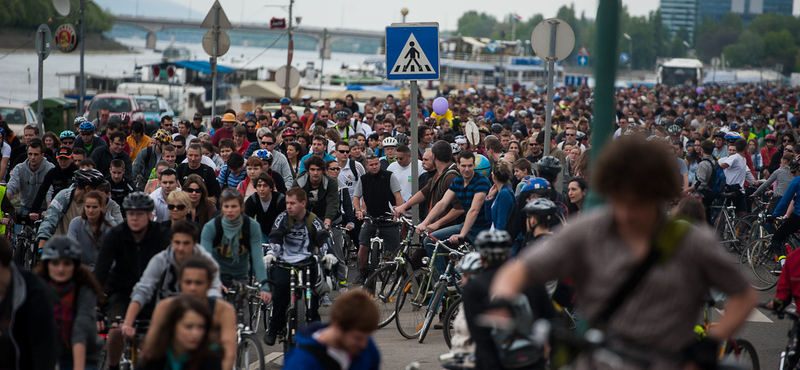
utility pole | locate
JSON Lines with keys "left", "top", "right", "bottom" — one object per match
{"left": 284, "top": 0, "right": 294, "bottom": 99}
{"left": 319, "top": 28, "right": 327, "bottom": 99}
{"left": 211, "top": 3, "right": 220, "bottom": 117}
{"left": 623, "top": 33, "right": 632, "bottom": 81}
{"left": 78, "top": 0, "right": 85, "bottom": 118}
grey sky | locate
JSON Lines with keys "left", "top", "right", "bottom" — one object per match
{"left": 159, "top": 0, "right": 800, "bottom": 32}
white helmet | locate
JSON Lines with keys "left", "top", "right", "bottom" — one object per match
{"left": 457, "top": 252, "right": 482, "bottom": 274}
{"left": 382, "top": 136, "right": 398, "bottom": 147}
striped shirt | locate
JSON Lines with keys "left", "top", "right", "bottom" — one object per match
{"left": 449, "top": 173, "right": 492, "bottom": 230}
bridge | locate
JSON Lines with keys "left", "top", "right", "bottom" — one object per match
{"left": 114, "top": 15, "right": 385, "bottom": 49}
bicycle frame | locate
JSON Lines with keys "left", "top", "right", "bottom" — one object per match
{"left": 403, "top": 234, "right": 464, "bottom": 328}
{"left": 271, "top": 258, "right": 316, "bottom": 350}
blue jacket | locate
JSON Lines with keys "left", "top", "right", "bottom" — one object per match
{"left": 297, "top": 152, "right": 336, "bottom": 174}
{"left": 774, "top": 176, "right": 800, "bottom": 217}
{"left": 283, "top": 323, "right": 380, "bottom": 370}
{"left": 485, "top": 183, "right": 515, "bottom": 230}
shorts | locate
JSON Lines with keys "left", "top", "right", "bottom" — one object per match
{"left": 105, "top": 291, "right": 132, "bottom": 321}
{"left": 358, "top": 221, "right": 401, "bottom": 251}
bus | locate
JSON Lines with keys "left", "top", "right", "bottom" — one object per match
{"left": 657, "top": 58, "right": 703, "bottom": 87}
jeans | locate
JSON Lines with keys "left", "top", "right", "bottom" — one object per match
{"left": 771, "top": 213, "right": 800, "bottom": 258}
{"left": 269, "top": 262, "right": 320, "bottom": 331}
{"left": 423, "top": 223, "right": 481, "bottom": 274}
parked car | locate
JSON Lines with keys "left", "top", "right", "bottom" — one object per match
{"left": 135, "top": 96, "right": 175, "bottom": 128}
{"left": 83, "top": 93, "right": 146, "bottom": 125}
{"left": 0, "top": 103, "right": 38, "bottom": 127}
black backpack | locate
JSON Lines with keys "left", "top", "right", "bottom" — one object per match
{"left": 211, "top": 215, "right": 251, "bottom": 250}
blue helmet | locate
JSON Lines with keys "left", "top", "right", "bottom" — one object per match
{"left": 725, "top": 133, "right": 742, "bottom": 142}
{"left": 520, "top": 177, "right": 551, "bottom": 197}
{"left": 253, "top": 149, "right": 273, "bottom": 164}
{"left": 280, "top": 97, "right": 291, "bottom": 104}
{"left": 79, "top": 121, "right": 96, "bottom": 132}
{"left": 60, "top": 130, "right": 76, "bottom": 139}
{"left": 729, "top": 122, "right": 740, "bottom": 131}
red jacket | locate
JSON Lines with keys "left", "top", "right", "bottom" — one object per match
{"left": 762, "top": 146, "right": 778, "bottom": 167}
{"left": 775, "top": 249, "right": 800, "bottom": 303}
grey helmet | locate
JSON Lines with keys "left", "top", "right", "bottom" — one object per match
{"left": 41, "top": 236, "right": 82, "bottom": 262}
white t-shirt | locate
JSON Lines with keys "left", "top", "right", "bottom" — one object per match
{"left": 338, "top": 159, "right": 364, "bottom": 199}
{"left": 181, "top": 155, "right": 217, "bottom": 169}
{"left": 720, "top": 153, "right": 755, "bottom": 192}
{"left": 1, "top": 144, "right": 10, "bottom": 158}
{"left": 386, "top": 160, "right": 424, "bottom": 203}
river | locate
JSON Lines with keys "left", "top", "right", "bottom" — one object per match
{"left": 0, "top": 37, "right": 378, "bottom": 106}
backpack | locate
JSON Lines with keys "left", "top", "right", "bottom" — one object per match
{"left": 491, "top": 294, "right": 544, "bottom": 369}
{"left": 436, "top": 164, "right": 460, "bottom": 198}
{"left": 700, "top": 157, "right": 727, "bottom": 198}
{"left": 212, "top": 215, "right": 251, "bottom": 250}
{"left": 286, "top": 212, "right": 318, "bottom": 250}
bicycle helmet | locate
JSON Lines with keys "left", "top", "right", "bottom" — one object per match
{"left": 424, "top": 117, "right": 437, "bottom": 125}
{"left": 394, "top": 133, "right": 409, "bottom": 147}
{"left": 474, "top": 230, "right": 512, "bottom": 263}
{"left": 79, "top": 121, "right": 96, "bottom": 132}
{"left": 469, "top": 106, "right": 482, "bottom": 116}
{"left": 73, "top": 169, "right": 107, "bottom": 187}
{"left": 450, "top": 142, "right": 461, "bottom": 155}
{"left": 281, "top": 127, "right": 297, "bottom": 138}
{"left": 40, "top": 236, "right": 82, "bottom": 262}
{"left": 791, "top": 156, "right": 800, "bottom": 172}
{"left": 490, "top": 123, "right": 504, "bottom": 134}
{"left": 712, "top": 131, "right": 726, "bottom": 139}
{"left": 108, "top": 115, "right": 122, "bottom": 125}
{"left": 646, "top": 135, "right": 668, "bottom": 142}
{"left": 519, "top": 177, "right": 551, "bottom": 198}
{"left": 667, "top": 125, "right": 681, "bottom": 135}
{"left": 456, "top": 252, "right": 483, "bottom": 274}
{"left": 211, "top": 116, "right": 223, "bottom": 130}
{"left": 153, "top": 129, "right": 173, "bottom": 144}
{"left": 59, "top": 130, "right": 76, "bottom": 139}
{"left": 253, "top": 149, "right": 273, "bottom": 164}
{"left": 123, "top": 192, "right": 155, "bottom": 212}
{"left": 280, "top": 97, "right": 291, "bottom": 104}
{"left": 382, "top": 136, "right": 398, "bottom": 147}
{"left": 536, "top": 156, "right": 562, "bottom": 176}
{"left": 523, "top": 198, "right": 557, "bottom": 217}
{"left": 74, "top": 116, "right": 88, "bottom": 128}
{"left": 729, "top": 122, "right": 740, "bottom": 131}
{"left": 725, "top": 133, "right": 742, "bottom": 142}
{"left": 382, "top": 103, "right": 391, "bottom": 111}
{"left": 674, "top": 117, "right": 685, "bottom": 128}
{"left": 335, "top": 111, "right": 349, "bottom": 120}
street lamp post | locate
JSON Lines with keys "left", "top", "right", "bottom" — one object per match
{"left": 401, "top": 7, "right": 408, "bottom": 23}
{"left": 623, "top": 33, "right": 632, "bottom": 81}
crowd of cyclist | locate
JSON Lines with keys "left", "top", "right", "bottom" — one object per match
{"left": 0, "top": 84, "right": 798, "bottom": 370}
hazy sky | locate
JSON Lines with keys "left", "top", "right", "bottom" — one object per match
{"left": 167, "top": 0, "right": 799, "bottom": 31}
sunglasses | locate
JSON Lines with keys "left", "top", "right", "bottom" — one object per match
{"left": 174, "top": 145, "right": 185, "bottom": 149}
{"left": 184, "top": 187, "right": 202, "bottom": 194}
{"left": 261, "top": 140, "right": 274, "bottom": 145}
{"left": 222, "top": 189, "right": 242, "bottom": 197}
{"left": 337, "top": 149, "right": 350, "bottom": 154}
{"left": 246, "top": 125, "right": 256, "bottom": 129}
{"left": 566, "top": 134, "right": 576, "bottom": 137}
{"left": 168, "top": 204, "right": 187, "bottom": 211}
{"left": 328, "top": 167, "right": 341, "bottom": 171}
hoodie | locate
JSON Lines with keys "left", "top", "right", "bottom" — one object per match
{"left": 130, "top": 244, "right": 223, "bottom": 306}
{"left": 6, "top": 158, "right": 55, "bottom": 210}
{"left": 283, "top": 322, "right": 380, "bottom": 370}
{"left": 4, "top": 263, "right": 58, "bottom": 370}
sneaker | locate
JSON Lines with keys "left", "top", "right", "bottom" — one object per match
{"left": 354, "top": 272, "right": 367, "bottom": 285}
{"left": 320, "top": 295, "right": 332, "bottom": 307}
{"left": 263, "top": 327, "right": 277, "bottom": 346}
{"left": 338, "top": 280, "right": 348, "bottom": 288}
{"left": 434, "top": 320, "right": 444, "bottom": 330}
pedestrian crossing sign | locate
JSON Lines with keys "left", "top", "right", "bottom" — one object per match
{"left": 385, "top": 23, "right": 439, "bottom": 81}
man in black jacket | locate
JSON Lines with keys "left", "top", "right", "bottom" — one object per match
{"left": 30, "top": 147, "right": 78, "bottom": 211}
{"left": 244, "top": 173, "right": 286, "bottom": 243}
{"left": 176, "top": 143, "right": 221, "bottom": 198}
{"left": 0, "top": 236, "right": 57, "bottom": 370}
{"left": 90, "top": 131, "right": 133, "bottom": 181}
{"left": 93, "top": 192, "right": 170, "bottom": 369}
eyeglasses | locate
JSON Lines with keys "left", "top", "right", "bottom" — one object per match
{"left": 62, "top": 140, "right": 74, "bottom": 144}
{"left": 174, "top": 145, "right": 185, "bottom": 149}
{"left": 328, "top": 167, "right": 341, "bottom": 171}
{"left": 185, "top": 187, "right": 202, "bottom": 194}
{"left": 246, "top": 125, "right": 256, "bottom": 129}
{"left": 320, "top": 115, "right": 329, "bottom": 118}
{"left": 528, "top": 143, "right": 539, "bottom": 146}
{"left": 566, "top": 133, "right": 576, "bottom": 137}
{"left": 222, "top": 189, "right": 242, "bottom": 197}
{"left": 784, "top": 139, "right": 791, "bottom": 143}
{"left": 337, "top": 149, "right": 350, "bottom": 154}
{"left": 168, "top": 204, "right": 187, "bottom": 211}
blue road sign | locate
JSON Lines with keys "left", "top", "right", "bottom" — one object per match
{"left": 386, "top": 23, "right": 440, "bottom": 81}
{"left": 577, "top": 55, "right": 588, "bottom": 66}
{"left": 486, "top": 40, "right": 498, "bottom": 53}
{"left": 565, "top": 75, "right": 587, "bottom": 86}
{"left": 620, "top": 52, "right": 630, "bottom": 64}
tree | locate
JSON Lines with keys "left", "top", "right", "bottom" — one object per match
{"left": 0, "top": 0, "right": 114, "bottom": 31}
{"left": 667, "top": 32, "right": 688, "bottom": 58}
{"left": 762, "top": 29, "right": 798, "bottom": 70}
{"left": 456, "top": 11, "right": 498, "bottom": 38}
{"left": 723, "top": 30, "right": 764, "bottom": 67}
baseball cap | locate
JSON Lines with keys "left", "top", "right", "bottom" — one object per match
{"left": 222, "top": 113, "right": 236, "bottom": 122}
{"left": 315, "top": 100, "right": 326, "bottom": 107}
{"left": 56, "top": 147, "right": 73, "bottom": 158}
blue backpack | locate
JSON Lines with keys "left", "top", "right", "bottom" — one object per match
{"left": 701, "top": 157, "right": 727, "bottom": 197}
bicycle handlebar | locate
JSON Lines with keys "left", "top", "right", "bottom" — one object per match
{"left": 272, "top": 255, "right": 320, "bottom": 270}
{"left": 427, "top": 234, "right": 465, "bottom": 256}
{"left": 758, "top": 302, "right": 799, "bottom": 319}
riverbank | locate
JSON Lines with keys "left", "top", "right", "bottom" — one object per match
{"left": 0, "top": 29, "right": 132, "bottom": 54}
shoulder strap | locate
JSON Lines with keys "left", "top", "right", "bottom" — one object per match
{"left": 307, "top": 213, "right": 317, "bottom": 250}
{"left": 240, "top": 216, "right": 250, "bottom": 247}
{"left": 212, "top": 215, "right": 223, "bottom": 248}
{"left": 299, "top": 345, "right": 342, "bottom": 370}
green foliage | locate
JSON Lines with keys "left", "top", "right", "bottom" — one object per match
{"left": 456, "top": 11, "right": 498, "bottom": 38}
{"left": 0, "top": 0, "right": 115, "bottom": 32}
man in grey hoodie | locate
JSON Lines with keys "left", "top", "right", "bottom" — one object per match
{"left": 6, "top": 139, "right": 54, "bottom": 219}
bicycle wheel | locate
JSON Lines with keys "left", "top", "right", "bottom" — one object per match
{"left": 363, "top": 264, "right": 405, "bottom": 328}
{"left": 730, "top": 218, "right": 753, "bottom": 253}
{"left": 419, "top": 280, "right": 445, "bottom": 344}
{"left": 248, "top": 299, "right": 264, "bottom": 333}
{"left": 722, "top": 338, "right": 759, "bottom": 370}
{"left": 13, "top": 239, "right": 26, "bottom": 269}
{"left": 739, "top": 238, "right": 781, "bottom": 291}
{"left": 443, "top": 297, "right": 462, "bottom": 349}
{"left": 395, "top": 268, "right": 435, "bottom": 339}
{"left": 236, "top": 334, "right": 265, "bottom": 370}
{"left": 370, "top": 239, "right": 381, "bottom": 275}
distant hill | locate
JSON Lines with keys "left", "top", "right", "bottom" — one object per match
{"left": 94, "top": 0, "right": 205, "bottom": 20}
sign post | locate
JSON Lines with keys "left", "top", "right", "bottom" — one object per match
{"left": 386, "top": 22, "right": 440, "bottom": 224}
{"left": 201, "top": 0, "right": 232, "bottom": 119}
{"left": 531, "top": 18, "right": 575, "bottom": 156}
{"left": 36, "top": 24, "right": 51, "bottom": 138}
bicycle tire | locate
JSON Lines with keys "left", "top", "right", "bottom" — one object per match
{"left": 443, "top": 297, "right": 462, "bottom": 349}
{"left": 364, "top": 264, "right": 406, "bottom": 328}
{"left": 395, "top": 268, "right": 434, "bottom": 339}
{"left": 236, "top": 334, "right": 266, "bottom": 370}
{"left": 13, "top": 239, "right": 26, "bottom": 268}
{"left": 248, "top": 299, "right": 264, "bottom": 333}
{"left": 730, "top": 218, "right": 754, "bottom": 253}
{"left": 419, "top": 279, "right": 446, "bottom": 344}
{"left": 297, "top": 292, "right": 308, "bottom": 330}
{"left": 284, "top": 305, "right": 296, "bottom": 354}
{"left": 738, "top": 238, "right": 780, "bottom": 291}
{"left": 722, "top": 338, "right": 759, "bottom": 370}
{"left": 370, "top": 239, "right": 381, "bottom": 276}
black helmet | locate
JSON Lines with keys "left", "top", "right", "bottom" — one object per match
{"left": 674, "top": 117, "right": 685, "bottom": 128}
{"left": 394, "top": 133, "right": 409, "bottom": 146}
{"left": 74, "top": 169, "right": 107, "bottom": 187}
{"left": 335, "top": 111, "right": 349, "bottom": 120}
{"left": 41, "top": 236, "right": 82, "bottom": 262}
{"left": 712, "top": 131, "right": 726, "bottom": 139}
{"left": 536, "top": 156, "right": 562, "bottom": 176}
{"left": 474, "top": 230, "right": 512, "bottom": 263}
{"left": 490, "top": 123, "right": 504, "bottom": 134}
{"left": 791, "top": 156, "right": 800, "bottom": 172}
{"left": 211, "top": 116, "right": 223, "bottom": 130}
{"left": 123, "top": 192, "right": 155, "bottom": 212}
{"left": 523, "top": 198, "right": 557, "bottom": 217}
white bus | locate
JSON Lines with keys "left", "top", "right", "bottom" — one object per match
{"left": 657, "top": 58, "right": 703, "bottom": 87}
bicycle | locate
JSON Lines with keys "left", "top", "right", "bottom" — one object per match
{"left": 394, "top": 232, "right": 466, "bottom": 342}
{"left": 224, "top": 278, "right": 267, "bottom": 370}
{"left": 760, "top": 302, "right": 800, "bottom": 370}
{"left": 739, "top": 218, "right": 800, "bottom": 291}
{"left": 359, "top": 214, "right": 399, "bottom": 282}
{"left": 99, "top": 317, "right": 150, "bottom": 370}
{"left": 12, "top": 212, "right": 42, "bottom": 269}
{"left": 329, "top": 224, "right": 357, "bottom": 284}
{"left": 696, "top": 299, "right": 759, "bottom": 369}
{"left": 362, "top": 215, "right": 423, "bottom": 328}
{"left": 269, "top": 256, "right": 320, "bottom": 354}
{"left": 712, "top": 192, "right": 754, "bottom": 263}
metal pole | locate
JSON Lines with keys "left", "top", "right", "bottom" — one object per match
{"left": 629, "top": 39, "right": 632, "bottom": 81}
{"left": 38, "top": 29, "right": 44, "bottom": 138}
{"left": 410, "top": 81, "right": 419, "bottom": 224}
{"left": 498, "top": 46, "right": 504, "bottom": 87}
{"left": 584, "top": 0, "right": 619, "bottom": 210}
{"left": 211, "top": 3, "right": 219, "bottom": 118}
{"left": 284, "top": 0, "right": 294, "bottom": 99}
{"left": 79, "top": 0, "right": 85, "bottom": 119}
{"left": 319, "top": 29, "right": 327, "bottom": 99}
{"left": 543, "top": 20, "right": 558, "bottom": 156}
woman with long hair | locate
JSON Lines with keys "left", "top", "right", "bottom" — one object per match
{"left": 686, "top": 139, "right": 703, "bottom": 184}
{"left": 0, "top": 120, "right": 20, "bottom": 149}
{"left": 572, "top": 149, "right": 591, "bottom": 179}
{"left": 286, "top": 141, "right": 305, "bottom": 180}
{"left": 183, "top": 174, "right": 216, "bottom": 225}
{"left": 44, "top": 132, "right": 62, "bottom": 152}
{"left": 35, "top": 236, "right": 105, "bottom": 370}
{"left": 567, "top": 177, "right": 588, "bottom": 217}
{"left": 68, "top": 190, "right": 115, "bottom": 268}
{"left": 296, "top": 132, "right": 311, "bottom": 152}
{"left": 747, "top": 138, "right": 763, "bottom": 178}
{"left": 162, "top": 191, "right": 195, "bottom": 231}
{"left": 139, "top": 295, "right": 221, "bottom": 370}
